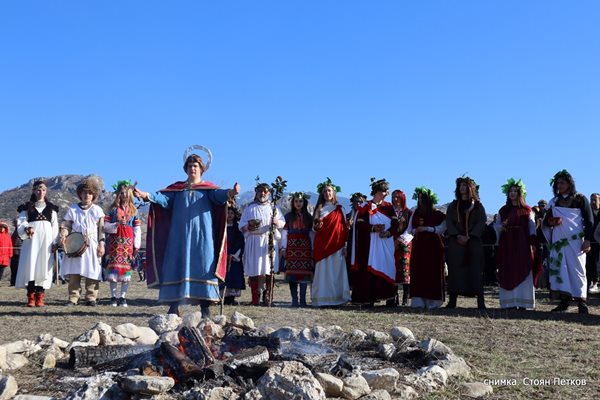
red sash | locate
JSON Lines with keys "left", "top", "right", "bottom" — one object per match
{"left": 314, "top": 205, "right": 348, "bottom": 263}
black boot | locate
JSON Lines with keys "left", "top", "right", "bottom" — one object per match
{"left": 402, "top": 284, "right": 410, "bottom": 306}
{"left": 167, "top": 302, "right": 180, "bottom": 316}
{"left": 224, "top": 296, "right": 235, "bottom": 305}
{"left": 446, "top": 294, "right": 457, "bottom": 309}
{"left": 289, "top": 282, "right": 299, "bottom": 307}
{"left": 578, "top": 300, "right": 589, "bottom": 314}
{"left": 477, "top": 294, "right": 486, "bottom": 310}
{"left": 200, "top": 300, "right": 211, "bottom": 319}
{"left": 552, "top": 298, "right": 570, "bottom": 312}
{"left": 299, "top": 283, "right": 308, "bottom": 307}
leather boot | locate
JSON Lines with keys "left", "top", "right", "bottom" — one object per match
{"left": 249, "top": 277, "right": 260, "bottom": 306}
{"left": 35, "top": 292, "right": 45, "bottom": 307}
{"left": 263, "top": 275, "right": 273, "bottom": 306}
{"left": 200, "top": 300, "right": 211, "bottom": 319}
{"left": 299, "top": 283, "right": 308, "bottom": 307}
{"left": 27, "top": 292, "right": 35, "bottom": 307}
{"left": 289, "top": 282, "right": 299, "bottom": 307}
{"left": 446, "top": 293, "right": 457, "bottom": 309}
{"left": 477, "top": 294, "right": 486, "bottom": 310}
{"left": 402, "top": 284, "right": 410, "bottom": 306}
{"left": 167, "top": 303, "right": 180, "bottom": 317}
{"left": 552, "top": 298, "right": 570, "bottom": 312}
{"left": 577, "top": 299, "right": 588, "bottom": 314}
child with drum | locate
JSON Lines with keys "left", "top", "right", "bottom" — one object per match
{"left": 103, "top": 180, "right": 141, "bottom": 307}
{"left": 60, "top": 176, "right": 106, "bottom": 306}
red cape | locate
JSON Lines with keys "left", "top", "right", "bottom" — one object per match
{"left": 313, "top": 205, "right": 348, "bottom": 263}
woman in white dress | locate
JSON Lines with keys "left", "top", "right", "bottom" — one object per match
{"left": 15, "top": 180, "right": 60, "bottom": 307}
{"left": 311, "top": 178, "right": 351, "bottom": 307}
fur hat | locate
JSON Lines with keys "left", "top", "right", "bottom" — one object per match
{"left": 76, "top": 176, "right": 101, "bottom": 201}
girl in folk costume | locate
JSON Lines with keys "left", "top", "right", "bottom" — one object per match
{"left": 543, "top": 170, "right": 593, "bottom": 314}
{"left": 60, "top": 176, "right": 106, "bottom": 306}
{"left": 104, "top": 180, "right": 141, "bottom": 307}
{"left": 494, "top": 179, "right": 539, "bottom": 310}
{"left": 222, "top": 203, "right": 246, "bottom": 305}
{"left": 14, "top": 180, "right": 60, "bottom": 306}
{"left": 400, "top": 187, "right": 446, "bottom": 309}
{"left": 0, "top": 222, "right": 12, "bottom": 282}
{"left": 350, "top": 178, "right": 398, "bottom": 306}
{"left": 391, "top": 190, "right": 412, "bottom": 306}
{"left": 346, "top": 192, "right": 367, "bottom": 289}
{"left": 311, "top": 179, "right": 351, "bottom": 307}
{"left": 445, "top": 176, "right": 487, "bottom": 309}
{"left": 281, "top": 192, "right": 314, "bottom": 307}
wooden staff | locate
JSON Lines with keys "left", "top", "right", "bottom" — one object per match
{"left": 268, "top": 176, "right": 287, "bottom": 306}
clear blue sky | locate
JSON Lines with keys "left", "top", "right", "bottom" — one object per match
{"left": 1, "top": 1, "right": 599, "bottom": 213}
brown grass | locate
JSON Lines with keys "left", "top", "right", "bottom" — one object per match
{"left": 1, "top": 277, "right": 598, "bottom": 399}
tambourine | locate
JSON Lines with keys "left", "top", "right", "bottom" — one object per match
{"left": 64, "top": 232, "right": 88, "bottom": 257}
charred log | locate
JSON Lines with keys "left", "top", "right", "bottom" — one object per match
{"left": 159, "top": 342, "right": 206, "bottom": 382}
{"left": 178, "top": 326, "right": 215, "bottom": 367}
{"left": 221, "top": 334, "right": 281, "bottom": 354}
{"left": 68, "top": 345, "right": 155, "bottom": 369}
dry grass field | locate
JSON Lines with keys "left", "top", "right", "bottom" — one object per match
{"left": 1, "top": 277, "right": 598, "bottom": 399}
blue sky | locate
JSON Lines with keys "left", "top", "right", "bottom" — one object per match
{"left": 1, "top": 1, "right": 599, "bottom": 212}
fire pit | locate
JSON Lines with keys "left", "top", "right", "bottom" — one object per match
{"left": 0, "top": 311, "right": 480, "bottom": 399}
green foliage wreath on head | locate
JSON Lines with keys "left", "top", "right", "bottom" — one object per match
{"left": 412, "top": 186, "right": 439, "bottom": 205}
{"left": 112, "top": 179, "right": 134, "bottom": 192}
{"left": 316, "top": 177, "right": 341, "bottom": 194}
{"left": 501, "top": 178, "right": 526, "bottom": 198}
{"left": 549, "top": 169, "right": 570, "bottom": 187}
{"left": 289, "top": 191, "right": 311, "bottom": 201}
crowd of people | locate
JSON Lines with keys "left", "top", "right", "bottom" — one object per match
{"left": 1, "top": 147, "right": 598, "bottom": 318}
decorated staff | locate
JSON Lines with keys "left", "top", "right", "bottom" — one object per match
{"left": 240, "top": 178, "right": 285, "bottom": 306}
{"left": 134, "top": 145, "right": 240, "bottom": 319}
{"left": 268, "top": 176, "right": 287, "bottom": 306}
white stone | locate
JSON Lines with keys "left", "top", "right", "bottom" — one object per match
{"left": 182, "top": 311, "right": 204, "bottom": 328}
{"left": 51, "top": 337, "right": 69, "bottom": 349}
{"left": 0, "top": 375, "right": 18, "bottom": 400}
{"left": 158, "top": 331, "right": 180, "bottom": 346}
{"left": 92, "top": 322, "right": 113, "bottom": 346}
{"left": 199, "top": 320, "right": 225, "bottom": 340}
{"left": 73, "top": 329, "right": 100, "bottom": 346}
{"left": 61, "top": 372, "right": 123, "bottom": 399}
{"left": 378, "top": 343, "right": 396, "bottom": 360}
{"left": 257, "top": 361, "right": 325, "bottom": 400}
{"left": 395, "top": 384, "right": 418, "bottom": 399}
{"left": 108, "top": 333, "right": 136, "bottom": 346}
{"left": 311, "top": 325, "right": 327, "bottom": 339}
{"left": 5, "top": 354, "right": 28, "bottom": 370}
{"left": 390, "top": 326, "right": 415, "bottom": 343}
{"left": 0, "top": 347, "right": 7, "bottom": 370}
{"left": 258, "top": 325, "right": 275, "bottom": 336}
{"left": 362, "top": 368, "right": 400, "bottom": 390}
{"left": 315, "top": 372, "right": 343, "bottom": 397}
{"left": 243, "top": 388, "right": 263, "bottom": 399}
{"left": 212, "top": 314, "right": 228, "bottom": 327}
{"left": 148, "top": 314, "right": 182, "bottom": 335}
{"left": 365, "top": 329, "right": 391, "bottom": 343}
{"left": 194, "top": 386, "right": 238, "bottom": 400}
{"left": 119, "top": 375, "right": 175, "bottom": 395}
{"left": 341, "top": 374, "right": 371, "bottom": 399}
{"left": 324, "top": 325, "right": 344, "bottom": 339}
{"left": 0, "top": 340, "right": 42, "bottom": 357}
{"left": 269, "top": 327, "right": 299, "bottom": 341}
{"left": 418, "top": 365, "right": 448, "bottom": 386}
{"left": 134, "top": 327, "right": 159, "bottom": 345}
{"left": 36, "top": 333, "right": 54, "bottom": 347}
{"left": 461, "top": 382, "right": 493, "bottom": 398}
{"left": 13, "top": 396, "right": 54, "bottom": 400}
{"left": 114, "top": 323, "right": 142, "bottom": 340}
{"left": 348, "top": 329, "right": 368, "bottom": 343}
{"left": 430, "top": 353, "right": 472, "bottom": 379}
{"left": 418, "top": 338, "right": 453, "bottom": 358}
{"left": 231, "top": 311, "right": 255, "bottom": 330}
{"left": 299, "top": 328, "right": 313, "bottom": 342}
{"left": 42, "top": 353, "right": 56, "bottom": 369}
